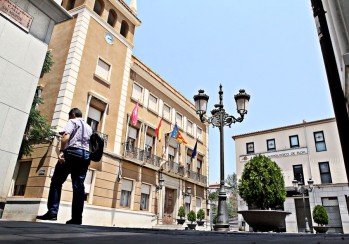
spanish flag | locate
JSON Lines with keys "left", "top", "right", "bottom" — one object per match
{"left": 155, "top": 118, "right": 163, "bottom": 142}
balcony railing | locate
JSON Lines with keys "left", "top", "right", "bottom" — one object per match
{"left": 95, "top": 131, "right": 108, "bottom": 147}
{"left": 123, "top": 144, "right": 207, "bottom": 184}
{"left": 124, "top": 144, "right": 161, "bottom": 167}
{"left": 186, "top": 168, "right": 207, "bottom": 184}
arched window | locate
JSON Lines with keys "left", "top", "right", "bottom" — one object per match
{"left": 66, "top": 0, "right": 75, "bottom": 11}
{"left": 107, "top": 10, "right": 117, "bottom": 27}
{"left": 120, "top": 20, "right": 129, "bottom": 38}
{"left": 93, "top": 0, "right": 104, "bottom": 16}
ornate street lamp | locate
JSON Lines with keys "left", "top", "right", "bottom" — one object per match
{"left": 193, "top": 84, "right": 250, "bottom": 231}
{"left": 292, "top": 177, "right": 314, "bottom": 233}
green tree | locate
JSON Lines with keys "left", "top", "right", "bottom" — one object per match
{"left": 226, "top": 173, "right": 238, "bottom": 218}
{"left": 313, "top": 205, "right": 329, "bottom": 226}
{"left": 18, "top": 95, "right": 56, "bottom": 159}
{"left": 40, "top": 50, "right": 54, "bottom": 76}
{"left": 238, "top": 155, "right": 286, "bottom": 210}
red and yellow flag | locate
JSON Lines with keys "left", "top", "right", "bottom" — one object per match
{"left": 155, "top": 118, "right": 163, "bottom": 141}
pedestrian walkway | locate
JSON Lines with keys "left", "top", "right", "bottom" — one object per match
{"left": 0, "top": 220, "right": 348, "bottom": 243}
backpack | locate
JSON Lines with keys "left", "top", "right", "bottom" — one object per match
{"left": 89, "top": 132, "right": 104, "bottom": 162}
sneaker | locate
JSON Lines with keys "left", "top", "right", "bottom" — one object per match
{"left": 66, "top": 219, "right": 82, "bottom": 225}
{"left": 36, "top": 212, "right": 57, "bottom": 221}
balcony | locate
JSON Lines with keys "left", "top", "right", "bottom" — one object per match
{"left": 186, "top": 168, "right": 207, "bottom": 184}
{"left": 164, "top": 160, "right": 179, "bottom": 174}
{"left": 95, "top": 131, "right": 108, "bottom": 147}
{"left": 124, "top": 144, "right": 161, "bottom": 167}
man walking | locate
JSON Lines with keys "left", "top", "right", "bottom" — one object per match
{"left": 37, "top": 108, "right": 92, "bottom": 225}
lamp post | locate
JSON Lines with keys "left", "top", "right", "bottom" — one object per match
{"left": 292, "top": 177, "right": 314, "bottom": 233}
{"left": 193, "top": 84, "right": 250, "bottom": 231}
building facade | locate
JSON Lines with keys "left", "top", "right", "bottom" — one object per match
{"left": 2, "top": 0, "right": 209, "bottom": 228}
{"left": 0, "top": 0, "right": 70, "bottom": 217}
{"left": 233, "top": 118, "right": 349, "bottom": 233}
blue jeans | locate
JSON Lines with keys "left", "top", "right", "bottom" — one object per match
{"left": 47, "top": 148, "right": 90, "bottom": 220}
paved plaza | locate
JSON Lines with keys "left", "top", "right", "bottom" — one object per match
{"left": 0, "top": 220, "right": 348, "bottom": 243}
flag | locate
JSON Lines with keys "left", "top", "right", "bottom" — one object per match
{"left": 130, "top": 102, "right": 139, "bottom": 126}
{"left": 191, "top": 141, "right": 197, "bottom": 158}
{"left": 155, "top": 118, "right": 163, "bottom": 141}
{"left": 176, "top": 130, "right": 187, "bottom": 145}
{"left": 171, "top": 123, "right": 179, "bottom": 138}
{"left": 171, "top": 123, "right": 187, "bottom": 144}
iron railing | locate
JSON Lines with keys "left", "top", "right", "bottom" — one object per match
{"left": 124, "top": 144, "right": 161, "bottom": 167}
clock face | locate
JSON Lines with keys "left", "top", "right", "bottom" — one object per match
{"left": 105, "top": 33, "right": 114, "bottom": 45}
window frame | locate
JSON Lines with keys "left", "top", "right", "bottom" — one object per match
{"left": 319, "top": 162, "right": 332, "bottom": 184}
{"left": 131, "top": 82, "right": 143, "bottom": 103}
{"left": 314, "top": 131, "right": 327, "bottom": 152}
{"left": 266, "top": 139, "right": 276, "bottom": 151}
{"left": 94, "top": 57, "right": 112, "bottom": 84}
{"left": 107, "top": 9, "right": 117, "bottom": 27}
{"left": 119, "top": 179, "right": 133, "bottom": 208}
{"left": 289, "top": 135, "right": 299, "bottom": 148}
{"left": 176, "top": 112, "right": 183, "bottom": 128}
{"left": 246, "top": 142, "right": 254, "bottom": 154}
{"left": 148, "top": 93, "right": 158, "bottom": 114}
{"left": 197, "top": 126, "right": 203, "bottom": 142}
{"left": 293, "top": 164, "right": 304, "bottom": 185}
{"left": 187, "top": 120, "right": 194, "bottom": 136}
{"left": 162, "top": 103, "right": 171, "bottom": 122}
{"left": 140, "top": 183, "right": 151, "bottom": 211}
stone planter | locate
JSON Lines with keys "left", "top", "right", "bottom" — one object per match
{"left": 197, "top": 220, "right": 205, "bottom": 226}
{"left": 238, "top": 210, "right": 291, "bottom": 232}
{"left": 187, "top": 223, "right": 196, "bottom": 230}
{"left": 177, "top": 218, "right": 185, "bottom": 225}
{"left": 314, "top": 226, "right": 329, "bottom": 233}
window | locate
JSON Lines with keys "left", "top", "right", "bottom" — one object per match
{"left": 186, "top": 153, "right": 192, "bottom": 166}
{"left": 319, "top": 162, "right": 332, "bottom": 184}
{"left": 95, "top": 58, "right": 111, "bottom": 82}
{"left": 197, "top": 158, "right": 202, "bottom": 176}
{"left": 87, "top": 106, "right": 101, "bottom": 131}
{"left": 145, "top": 135, "right": 154, "bottom": 157}
{"left": 148, "top": 94, "right": 158, "bottom": 112}
{"left": 140, "top": 184, "right": 150, "bottom": 211}
{"left": 293, "top": 165, "right": 304, "bottom": 184}
{"left": 168, "top": 146, "right": 176, "bottom": 162}
{"left": 196, "top": 197, "right": 202, "bottom": 213}
{"left": 131, "top": 83, "right": 143, "bottom": 101}
{"left": 314, "top": 131, "right": 326, "bottom": 152}
{"left": 93, "top": 0, "right": 104, "bottom": 16}
{"left": 187, "top": 120, "right": 193, "bottom": 135}
{"left": 66, "top": 0, "right": 75, "bottom": 10}
{"left": 176, "top": 113, "right": 183, "bottom": 128}
{"left": 163, "top": 104, "right": 171, "bottom": 121}
{"left": 267, "top": 139, "right": 276, "bottom": 151}
{"left": 120, "top": 179, "right": 133, "bottom": 208}
{"left": 107, "top": 10, "right": 117, "bottom": 27}
{"left": 246, "top": 142, "right": 254, "bottom": 154}
{"left": 197, "top": 127, "right": 203, "bottom": 141}
{"left": 120, "top": 20, "right": 129, "bottom": 38}
{"left": 126, "top": 127, "right": 138, "bottom": 151}
{"left": 13, "top": 161, "right": 31, "bottom": 196}
{"left": 289, "top": 135, "right": 299, "bottom": 148}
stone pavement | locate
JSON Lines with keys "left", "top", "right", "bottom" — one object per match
{"left": 0, "top": 220, "right": 348, "bottom": 243}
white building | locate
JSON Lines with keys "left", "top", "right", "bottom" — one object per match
{"left": 0, "top": 0, "right": 70, "bottom": 217}
{"left": 233, "top": 118, "right": 349, "bottom": 233}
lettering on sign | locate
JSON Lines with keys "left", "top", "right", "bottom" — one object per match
{"left": 0, "top": 0, "right": 33, "bottom": 32}
{"left": 240, "top": 148, "right": 308, "bottom": 162}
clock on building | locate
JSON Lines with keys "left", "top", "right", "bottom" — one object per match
{"left": 105, "top": 33, "right": 114, "bottom": 45}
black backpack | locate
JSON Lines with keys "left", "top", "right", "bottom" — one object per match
{"left": 89, "top": 132, "right": 104, "bottom": 162}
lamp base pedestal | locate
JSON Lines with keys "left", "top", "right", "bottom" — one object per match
{"left": 213, "top": 224, "right": 230, "bottom": 231}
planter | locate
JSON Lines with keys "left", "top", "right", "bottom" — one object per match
{"left": 197, "top": 220, "right": 205, "bottom": 226}
{"left": 187, "top": 223, "right": 196, "bottom": 230}
{"left": 314, "top": 226, "right": 329, "bottom": 233}
{"left": 238, "top": 210, "right": 291, "bottom": 232}
{"left": 177, "top": 218, "right": 185, "bottom": 225}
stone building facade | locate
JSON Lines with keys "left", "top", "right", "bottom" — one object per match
{"left": 2, "top": 0, "right": 209, "bottom": 227}
{"left": 233, "top": 118, "right": 349, "bottom": 233}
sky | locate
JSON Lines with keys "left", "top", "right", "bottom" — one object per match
{"left": 127, "top": 0, "right": 334, "bottom": 184}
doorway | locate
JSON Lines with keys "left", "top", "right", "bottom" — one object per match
{"left": 163, "top": 188, "right": 176, "bottom": 224}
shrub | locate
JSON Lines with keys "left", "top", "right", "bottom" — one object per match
{"left": 178, "top": 206, "right": 185, "bottom": 219}
{"left": 187, "top": 210, "right": 196, "bottom": 223}
{"left": 197, "top": 209, "right": 205, "bottom": 221}
{"left": 238, "top": 155, "right": 286, "bottom": 210}
{"left": 313, "top": 205, "right": 329, "bottom": 226}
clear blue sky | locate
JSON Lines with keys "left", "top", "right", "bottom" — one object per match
{"left": 129, "top": 0, "right": 334, "bottom": 184}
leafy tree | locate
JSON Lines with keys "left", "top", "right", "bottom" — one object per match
{"left": 18, "top": 95, "right": 56, "bottom": 159}
{"left": 197, "top": 208, "right": 205, "bottom": 221}
{"left": 178, "top": 206, "right": 185, "bottom": 219}
{"left": 226, "top": 173, "right": 238, "bottom": 218}
{"left": 187, "top": 210, "right": 196, "bottom": 223}
{"left": 40, "top": 50, "right": 54, "bottom": 76}
{"left": 238, "top": 155, "right": 286, "bottom": 210}
{"left": 313, "top": 205, "right": 329, "bottom": 226}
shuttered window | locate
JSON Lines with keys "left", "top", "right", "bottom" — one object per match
{"left": 131, "top": 83, "right": 143, "bottom": 101}
{"left": 95, "top": 58, "right": 110, "bottom": 81}
{"left": 163, "top": 104, "right": 171, "bottom": 120}
{"left": 148, "top": 94, "right": 158, "bottom": 112}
